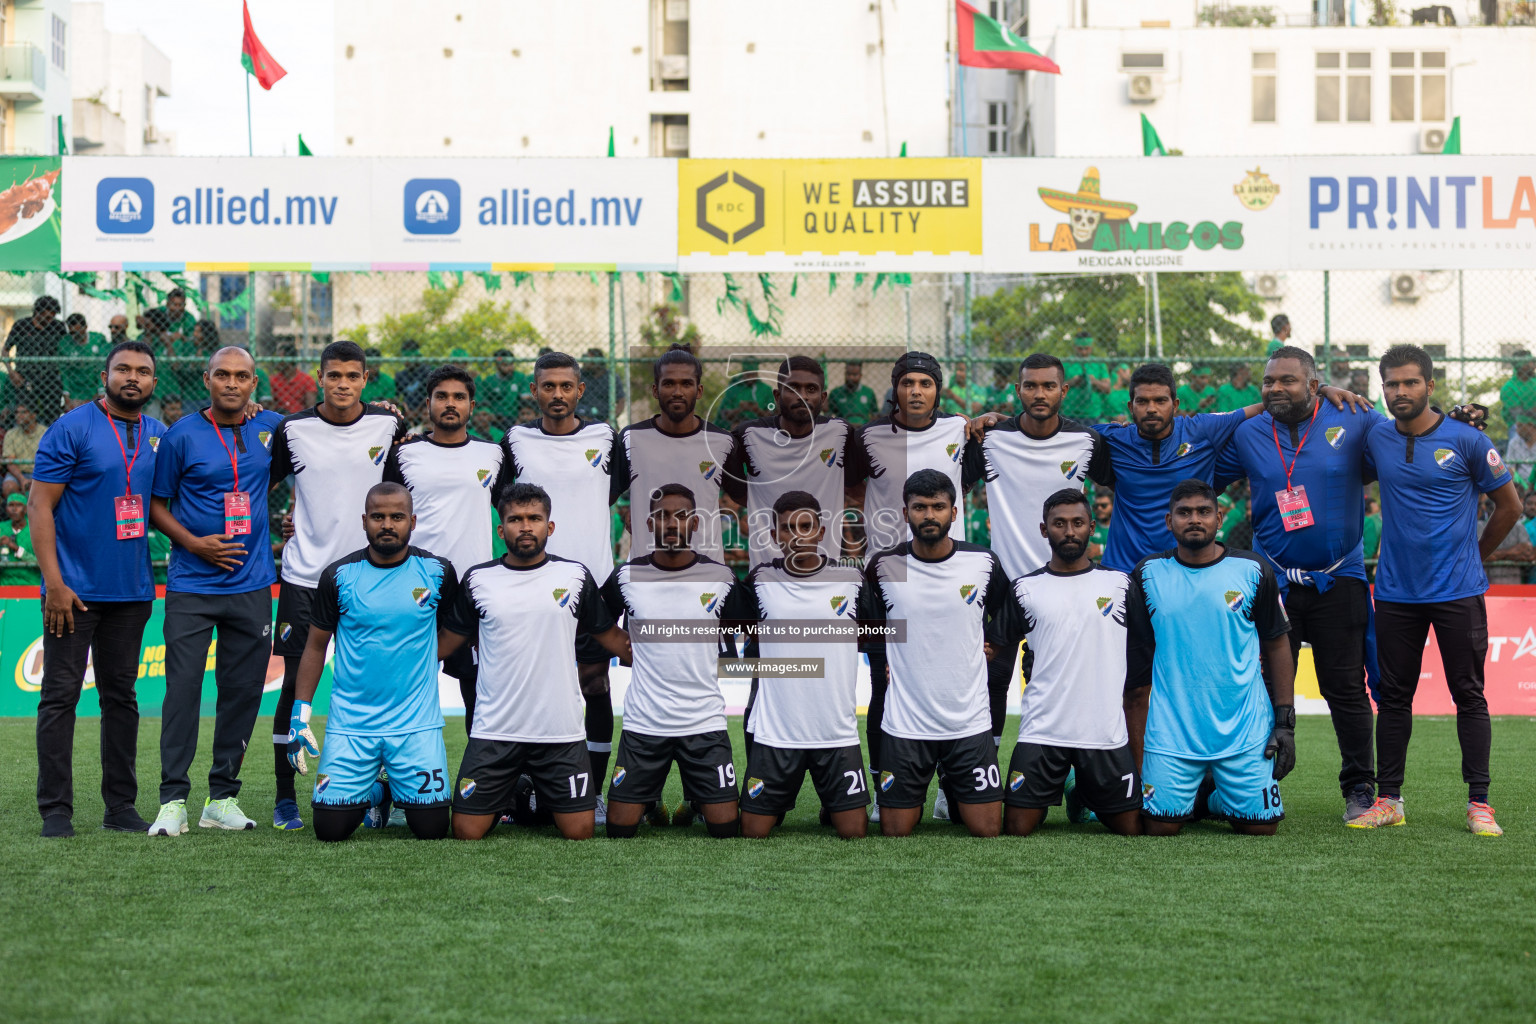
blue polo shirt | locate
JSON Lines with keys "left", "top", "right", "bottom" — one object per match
{"left": 1364, "top": 414, "right": 1512, "bottom": 604}
{"left": 1094, "top": 411, "right": 1247, "bottom": 572}
{"left": 1214, "top": 403, "right": 1382, "bottom": 592}
{"left": 31, "top": 401, "right": 165, "bottom": 602}
{"left": 151, "top": 409, "right": 284, "bottom": 595}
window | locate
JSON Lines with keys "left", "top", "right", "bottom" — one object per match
{"left": 988, "top": 0, "right": 1015, "bottom": 20}
{"left": 1390, "top": 51, "right": 1447, "bottom": 122}
{"left": 986, "top": 102, "right": 1009, "bottom": 154}
{"left": 50, "top": 15, "right": 65, "bottom": 71}
{"left": 1252, "top": 52, "right": 1276, "bottom": 123}
{"left": 1120, "top": 52, "right": 1164, "bottom": 71}
{"left": 1316, "top": 52, "right": 1371, "bottom": 122}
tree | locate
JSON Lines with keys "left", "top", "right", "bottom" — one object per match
{"left": 350, "top": 284, "right": 542, "bottom": 359}
{"left": 637, "top": 303, "right": 700, "bottom": 353}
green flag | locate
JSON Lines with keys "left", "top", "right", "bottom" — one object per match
{"left": 899, "top": 141, "right": 907, "bottom": 157}
{"left": 56, "top": 115, "right": 67, "bottom": 156}
{"left": 298, "top": 133, "right": 313, "bottom": 156}
{"left": 607, "top": 126, "right": 615, "bottom": 157}
{"left": 1141, "top": 113, "right": 1166, "bottom": 157}
{"left": 1442, "top": 116, "right": 1461, "bottom": 155}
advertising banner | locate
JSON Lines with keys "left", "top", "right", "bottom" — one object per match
{"left": 0, "top": 157, "right": 61, "bottom": 271}
{"left": 677, "top": 158, "right": 984, "bottom": 272}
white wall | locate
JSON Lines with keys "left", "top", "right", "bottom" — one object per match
{"left": 11, "top": 0, "right": 71, "bottom": 155}
{"left": 69, "top": 2, "right": 173, "bottom": 156}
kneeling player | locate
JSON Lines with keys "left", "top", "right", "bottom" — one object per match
{"left": 601, "top": 484, "right": 742, "bottom": 838}
{"left": 727, "top": 492, "right": 871, "bottom": 839}
{"left": 999, "top": 490, "right": 1142, "bottom": 836}
{"left": 441, "top": 483, "right": 631, "bottom": 841}
{"left": 864, "top": 470, "right": 1010, "bottom": 838}
{"left": 286, "top": 483, "right": 457, "bottom": 842}
{"left": 1125, "top": 480, "right": 1296, "bottom": 836}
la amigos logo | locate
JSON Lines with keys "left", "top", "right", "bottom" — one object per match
{"left": 1029, "top": 166, "right": 1244, "bottom": 256}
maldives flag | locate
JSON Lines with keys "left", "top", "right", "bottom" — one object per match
{"left": 956, "top": 1, "right": 1060, "bottom": 74}
{"left": 241, "top": 1, "right": 287, "bottom": 90}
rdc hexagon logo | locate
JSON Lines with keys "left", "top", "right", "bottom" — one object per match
{"left": 696, "top": 171, "right": 764, "bottom": 244}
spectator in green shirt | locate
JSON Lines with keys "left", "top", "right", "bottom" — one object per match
{"left": 988, "top": 363, "right": 1019, "bottom": 415}
{"left": 0, "top": 492, "right": 35, "bottom": 585}
{"left": 1267, "top": 313, "right": 1290, "bottom": 356}
{"left": 1062, "top": 333, "right": 1109, "bottom": 422}
{"left": 940, "top": 362, "right": 990, "bottom": 417}
{"left": 147, "top": 526, "right": 172, "bottom": 586}
{"left": 718, "top": 359, "right": 774, "bottom": 427}
{"left": 966, "top": 487, "right": 991, "bottom": 547}
{"left": 360, "top": 347, "right": 397, "bottom": 404}
{"left": 477, "top": 348, "right": 528, "bottom": 429}
{"left": 1213, "top": 363, "right": 1261, "bottom": 412}
{"left": 1363, "top": 496, "right": 1381, "bottom": 562}
{"left": 59, "top": 314, "right": 108, "bottom": 409}
{"left": 1177, "top": 365, "right": 1220, "bottom": 416}
{"left": 1089, "top": 488, "right": 1113, "bottom": 559}
{"left": 1500, "top": 350, "right": 1536, "bottom": 437}
{"left": 159, "top": 395, "right": 184, "bottom": 427}
{"left": 1102, "top": 363, "right": 1133, "bottom": 423}
{"left": 828, "top": 361, "right": 880, "bottom": 426}
{"left": 159, "top": 288, "right": 199, "bottom": 351}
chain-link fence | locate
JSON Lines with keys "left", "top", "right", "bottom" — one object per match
{"left": 0, "top": 266, "right": 1531, "bottom": 580}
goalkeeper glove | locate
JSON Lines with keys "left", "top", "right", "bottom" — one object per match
{"left": 287, "top": 699, "right": 320, "bottom": 775}
{"left": 1264, "top": 704, "right": 1296, "bottom": 781}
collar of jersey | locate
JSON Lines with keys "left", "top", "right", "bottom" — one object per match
{"left": 534, "top": 418, "right": 588, "bottom": 436}
{"left": 498, "top": 554, "right": 552, "bottom": 571}
{"left": 648, "top": 414, "right": 705, "bottom": 438}
{"left": 905, "top": 541, "right": 957, "bottom": 564}
{"left": 1011, "top": 415, "right": 1063, "bottom": 440}
{"left": 364, "top": 548, "right": 414, "bottom": 570}
{"left": 645, "top": 552, "right": 701, "bottom": 572}
{"left": 1043, "top": 563, "right": 1097, "bottom": 577}
{"left": 313, "top": 403, "right": 371, "bottom": 428}
{"left": 1391, "top": 411, "right": 1446, "bottom": 439}
{"left": 1173, "top": 545, "right": 1229, "bottom": 570}
{"left": 888, "top": 412, "right": 941, "bottom": 433}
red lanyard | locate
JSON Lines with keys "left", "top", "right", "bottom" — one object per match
{"left": 208, "top": 412, "right": 244, "bottom": 492}
{"left": 1271, "top": 401, "right": 1319, "bottom": 491}
{"left": 99, "top": 401, "right": 144, "bottom": 496}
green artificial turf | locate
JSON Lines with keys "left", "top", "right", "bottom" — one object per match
{"left": 2, "top": 715, "right": 1533, "bottom": 1024}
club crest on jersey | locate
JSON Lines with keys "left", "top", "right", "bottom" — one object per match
{"left": 959, "top": 584, "right": 978, "bottom": 604}
{"left": 584, "top": 448, "right": 602, "bottom": 467}
{"left": 612, "top": 766, "right": 627, "bottom": 786}
{"left": 411, "top": 587, "right": 431, "bottom": 607}
{"left": 1224, "top": 589, "right": 1244, "bottom": 611}
{"left": 258, "top": 430, "right": 272, "bottom": 448}
{"left": 368, "top": 445, "right": 386, "bottom": 465}
{"left": 1433, "top": 447, "right": 1455, "bottom": 468}
{"left": 459, "top": 778, "right": 476, "bottom": 798}
{"left": 879, "top": 771, "right": 895, "bottom": 792}
{"left": 1175, "top": 442, "right": 1193, "bottom": 458}
{"left": 315, "top": 774, "right": 330, "bottom": 793}
{"left": 946, "top": 442, "right": 961, "bottom": 462}
{"left": 699, "top": 460, "right": 719, "bottom": 482}
{"left": 1096, "top": 596, "right": 1114, "bottom": 616}
{"left": 746, "top": 777, "right": 765, "bottom": 798}
{"left": 1059, "top": 460, "right": 1078, "bottom": 478}
{"left": 1142, "top": 781, "right": 1155, "bottom": 800}
{"left": 1487, "top": 448, "right": 1504, "bottom": 470}
{"left": 552, "top": 588, "right": 571, "bottom": 607}
{"left": 278, "top": 622, "right": 292, "bottom": 642}
{"left": 476, "top": 468, "right": 493, "bottom": 487}
{"left": 147, "top": 436, "right": 160, "bottom": 451}
{"left": 1008, "top": 770, "right": 1026, "bottom": 792}
{"left": 819, "top": 447, "right": 837, "bottom": 467}
{"left": 1325, "top": 426, "right": 1345, "bottom": 449}
{"left": 829, "top": 594, "right": 850, "bottom": 616}
{"left": 700, "top": 592, "right": 720, "bottom": 613}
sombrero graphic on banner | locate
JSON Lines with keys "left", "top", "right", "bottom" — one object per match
{"left": 1030, "top": 166, "right": 1246, "bottom": 255}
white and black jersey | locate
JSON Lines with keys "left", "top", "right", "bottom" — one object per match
{"left": 269, "top": 404, "right": 407, "bottom": 588}
{"left": 1006, "top": 564, "right": 1132, "bottom": 749}
{"left": 503, "top": 419, "right": 620, "bottom": 585}
{"left": 384, "top": 434, "right": 511, "bottom": 575}
{"left": 610, "top": 417, "right": 738, "bottom": 560}
{"left": 962, "top": 417, "right": 1113, "bottom": 579}
{"left": 723, "top": 415, "right": 854, "bottom": 565}
{"left": 444, "top": 554, "right": 617, "bottom": 743}
{"left": 847, "top": 413, "right": 971, "bottom": 552}
{"left": 600, "top": 554, "right": 739, "bottom": 736}
{"left": 725, "top": 559, "right": 868, "bottom": 749}
{"left": 862, "top": 541, "right": 1010, "bottom": 741}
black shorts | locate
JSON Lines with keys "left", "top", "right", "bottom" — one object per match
{"left": 1003, "top": 742, "right": 1142, "bottom": 815}
{"left": 452, "top": 737, "right": 597, "bottom": 816}
{"left": 740, "top": 743, "right": 869, "bottom": 816}
{"left": 877, "top": 730, "right": 1001, "bottom": 809}
{"left": 273, "top": 579, "right": 318, "bottom": 658}
{"left": 575, "top": 631, "right": 612, "bottom": 667}
{"left": 608, "top": 730, "right": 737, "bottom": 805}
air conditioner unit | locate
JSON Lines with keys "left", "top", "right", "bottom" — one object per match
{"left": 1128, "top": 74, "right": 1163, "bottom": 103}
{"left": 1419, "top": 126, "right": 1448, "bottom": 153}
{"left": 657, "top": 54, "right": 689, "bottom": 81}
{"left": 1255, "top": 273, "right": 1286, "bottom": 298}
{"left": 1390, "top": 272, "right": 1423, "bottom": 301}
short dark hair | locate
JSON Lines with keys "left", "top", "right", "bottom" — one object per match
{"left": 366, "top": 480, "right": 413, "bottom": 512}
{"left": 1020, "top": 352, "right": 1064, "bottom": 379}
{"left": 1129, "top": 363, "right": 1176, "bottom": 401}
{"left": 1380, "top": 343, "right": 1433, "bottom": 381}
{"left": 777, "top": 355, "right": 824, "bottom": 383}
{"left": 1042, "top": 488, "right": 1090, "bottom": 522}
{"left": 161, "top": 394, "right": 182, "bottom": 406}
{"left": 33, "top": 295, "right": 59, "bottom": 315}
{"left": 497, "top": 481, "right": 552, "bottom": 518}
{"left": 902, "top": 468, "right": 956, "bottom": 505}
{"left": 533, "top": 350, "right": 580, "bottom": 381}
{"left": 1267, "top": 346, "right": 1318, "bottom": 382}
{"left": 142, "top": 307, "right": 170, "bottom": 332}
{"left": 426, "top": 364, "right": 475, "bottom": 401}
{"left": 772, "top": 489, "right": 822, "bottom": 519}
{"left": 105, "top": 339, "right": 156, "bottom": 371}
{"left": 167, "top": 288, "right": 186, "bottom": 301}
{"left": 65, "top": 312, "right": 86, "bottom": 328}
{"left": 649, "top": 482, "right": 697, "bottom": 510}
{"left": 844, "top": 360, "right": 862, "bottom": 369}
{"left": 1169, "top": 479, "right": 1217, "bottom": 511}
{"left": 320, "top": 340, "right": 368, "bottom": 371}
{"left": 1271, "top": 314, "right": 1289, "bottom": 335}
{"left": 653, "top": 344, "right": 702, "bottom": 384}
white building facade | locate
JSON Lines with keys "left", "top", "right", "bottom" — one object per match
{"left": 69, "top": 2, "right": 174, "bottom": 156}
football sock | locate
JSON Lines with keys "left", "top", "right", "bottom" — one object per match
{"left": 706, "top": 818, "right": 739, "bottom": 839}
{"left": 312, "top": 806, "right": 366, "bottom": 842}
{"left": 1470, "top": 790, "right": 1489, "bottom": 805}
{"left": 404, "top": 805, "right": 450, "bottom": 840}
{"left": 585, "top": 689, "right": 613, "bottom": 782}
{"left": 273, "top": 656, "right": 301, "bottom": 804}
{"left": 606, "top": 821, "right": 639, "bottom": 839}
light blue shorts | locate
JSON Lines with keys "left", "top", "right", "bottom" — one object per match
{"left": 1141, "top": 741, "right": 1284, "bottom": 824}
{"left": 313, "top": 729, "right": 450, "bottom": 809}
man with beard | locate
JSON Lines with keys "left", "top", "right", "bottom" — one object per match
{"left": 441, "top": 482, "right": 631, "bottom": 841}
{"left": 610, "top": 345, "right": 738, "bottom": 560}
{"left": 267, "top": 341, "right": 407, "bottom": 831}
{"left": 30, "top": 340, "right": 164, "bottom": 836}
{"left": 1125, "top": 480, "right": 1295, "bottom": 836}
{"left": 147, "top": 347, "right": 284, "bottom": 836}
{"left": 998, "top": 489, "right": 1141, "bottom": 836}
{"left": 384, "top": 366, "right": 510, "bottom": 736}
{"left": 502, "top": 351, "right": 622, "bottom": 820}
{"left": 284, "top": 482, "right": 458, "bottom": 842}
{"left": 601, "top": 484, "right": 742, "bottom": 838}
{"left": 1352, "top": 345, "right": 1520, "bottom": 837}
{"left": 862, "top": 469, "right": 1010, "bottom": 838}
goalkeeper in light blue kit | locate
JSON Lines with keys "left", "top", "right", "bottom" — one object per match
{"left": 287, "top": 482, "right": 458, "bottom": 841}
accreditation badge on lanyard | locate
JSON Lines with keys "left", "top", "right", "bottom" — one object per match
{"left": 211, "top": 417, "right": 252, "bottom": 536}
{"left": 102, "top": 405, "right": 146, "bottom": 540}
{"left": 1272, "top": 405, "right": 1318, "bottom": 533}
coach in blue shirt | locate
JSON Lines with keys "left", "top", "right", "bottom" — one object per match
{"left": 1214, "top": 346, "right": 1378, "bottom": 822}
{"left": 30, "top": 340, "right": 164, "bottom": 838}
{"left": 147, "top": 347, "right": 284, "bottom": 836}
{"left": 1351, "top": 345, "right": 1520, "bottom": 837}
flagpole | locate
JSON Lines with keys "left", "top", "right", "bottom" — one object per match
{"left": 245, "top": 71, "right": 253, "bottom": 156}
